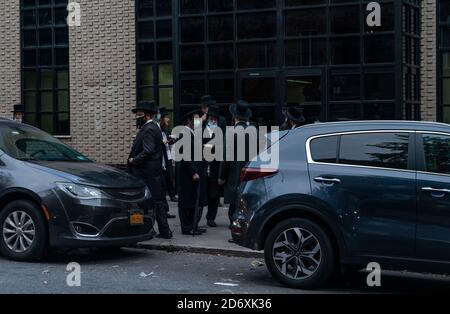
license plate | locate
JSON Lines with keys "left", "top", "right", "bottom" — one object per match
{"left": 129, "top": 210, "right": 144, "bottom": 226}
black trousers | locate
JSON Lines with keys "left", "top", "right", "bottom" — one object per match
{"left": 155, "top": 201, "right": 171, "bottom": 236}
{"left": 179, "top": 206, "right": 204, "bottom": 233}
{"left": 206, "top": 197, "right": 220, "bottom": 221}
{"left": 164, "top": 165, "right": 176, "bottom": 198}
{"left": 228, "top": 203, "right": 237, "bottom": 225}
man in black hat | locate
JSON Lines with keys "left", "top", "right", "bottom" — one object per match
{"left": 128, "top": 101, "right": 172, "bottom": 239}
{"left": 281, "top": 106, "right": 306, "bottom": 130}
{"left": 219, "top": 100, "right": 255, "bottom": 233}
{"left": 12, "top": 104, "right": 25, "bottom": 123}
{"left": 200, "top": 95, "right": 227, "bottom": 131}
{"left": 177, "top": 108, "right": 208, "bottom": 235}
{"left": 203, "top": 105, "right": 223, "bottom": 227}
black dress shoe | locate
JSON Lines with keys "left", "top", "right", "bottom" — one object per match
{"left": 156, "top": 232, "right": 173, "bottom": 239}
{"left": 166, "top": 213, "right": 176, "bottom": 219}
{"left": 197, "top": 228, "right": 207, "bottom": 233}
{"left": 182, "top": 230, "right": 202, "bottom": 236}
{"left": 228, "top": 238, "right": 235, "bottom": 243}
{"left": 207, "top": 220, "right": 217, "bottom": 227}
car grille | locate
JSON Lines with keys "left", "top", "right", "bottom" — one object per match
{"left": 103, "top": 218, "right": 153, "bottom": 238}
{"left": 102, "top": 187, "right": 146, "bottom": 201}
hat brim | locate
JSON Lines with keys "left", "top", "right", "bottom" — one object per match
{"left": 285, "top": 111, "right": 306, "bottom": 123}
{"left": 229, "top": 103, "right": 252, "bottom": 120}
{"left": 202, "top": 100, "right": 216, "bottom": 106}
{"left": 131, "top": 108, "right": 158, "bottom": 114}
{"left": 181, "top": 108, "right": 203, "bottom": 122}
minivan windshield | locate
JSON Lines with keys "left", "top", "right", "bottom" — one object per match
{"left": 0, "top": 123, "right": 90, "bottom": 162}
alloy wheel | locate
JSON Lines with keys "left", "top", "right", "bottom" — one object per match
{"left": 2, "top": 211, "right": 36, "bottom": 253}
{"left": 272, "top": 227, "right": 322, "bottom": 280}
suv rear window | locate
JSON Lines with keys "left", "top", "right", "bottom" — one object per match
{"left": 310, "top": 136, "right": 338, "bottom": 163}
{"left": 339, "top": 132, "right": 409, "bottom": 170}
{"left": 422, "top": 134, "right": 450, "bottom": 175}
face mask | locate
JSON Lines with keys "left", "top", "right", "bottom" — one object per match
{"left": 193, "top": 118, "right": 202, "bottom": 129}
{"left": 13, "top": 118, "right": 22, "bottom": 123}
{"left": 136, "top": 116, "right": 146, "bottom": 129}
{"left": 155, "top": 114, "right": 161, "bottom": 121}
{"left": 208, "top": 122, "right": 218, "bottom": 129}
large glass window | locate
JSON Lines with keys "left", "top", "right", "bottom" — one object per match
{"left": 137, "top": 0, "right": 174, "bottom": 113}
{"left": 339, "top": 133, "right": 410, "bottom": 170}
{"left": 174, "top": 0, "right": 403, "bottom": 124}
{"left": 21, "top": 0, "right": 70, "bottom": 135}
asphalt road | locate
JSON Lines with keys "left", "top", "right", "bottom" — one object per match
{"left": 1, "top": 248, "right": 450, "bottom": 294}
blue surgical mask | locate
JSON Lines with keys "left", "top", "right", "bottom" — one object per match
{"left": 155, "top": 114, "right": 161, "bottom": 121}
{"left": 208, "top": 122, "right": 218, "bottom": 129}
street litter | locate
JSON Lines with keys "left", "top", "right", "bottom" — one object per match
{"left": 139, "top": 272, "right": 154, "bottom": 278}
{"left": 214, "top": 282, "right": 239, "bottom": 287}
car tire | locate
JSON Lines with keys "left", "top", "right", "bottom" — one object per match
{"left": 0, "top": 200, "right": 48, "bottom": 261}
{"left": 264, "top": 218, "right": 335, "bottom": 289}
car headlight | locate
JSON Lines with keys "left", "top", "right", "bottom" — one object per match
{"left": 56, "top": 182, "right": 108, "bottom": 200}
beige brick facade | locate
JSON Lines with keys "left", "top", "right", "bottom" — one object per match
{"left": 421, "top": 0, "right": 438, "bottom": 121}
{"left": 0, "top": 0, "right": 21, "bottom": 118}
{"left": 65, "top": 0, "right": 137, "bottom": 165}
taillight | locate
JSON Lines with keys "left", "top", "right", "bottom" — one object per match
{"left": 240, "top": 167, "right": 278, "bottom": 182}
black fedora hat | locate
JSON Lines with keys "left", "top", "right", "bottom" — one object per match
{"left": 201, "top": 95, "right": 216, "bottom": 106}
{"left": 12, "top": 104, "right": 24, "bottom": 113}
{"left": 159, "top": 107, "right": 173, "bottom": 118}
{"left": 284, "top": 106, "right": 306, "bottom": 124}
{"left": 181, "top": 106, "right": 203, "bottom": 123}
{"left": 229, "top": 100, "right": 252, "bottom": 120}
{"left": 132, "top": 100, "right": 159, "bottom": 114}
{"left": 207, "top": 105, "right": 221, "bottom": 119}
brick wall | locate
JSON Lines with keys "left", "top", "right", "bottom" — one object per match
{"left": 66, "top": 0, "right": 136, "bottom": 165}
{"left": 421, "top": 0, "right": 438, "bottom": 121}
{"left": 0, "top": 0, "right": 21, "bottom": 118}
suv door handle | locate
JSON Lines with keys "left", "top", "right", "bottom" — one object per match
{"left": 314, "top": 177, "right": 341, "bottom": 185}
{"left": 422, "top": 187, "right": 450, "bottom": 194}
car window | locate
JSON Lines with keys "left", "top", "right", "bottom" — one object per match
{"left": 422, "top": 134, "right": 450, "bottom": 175}
{"left": 0, "top": 123, "right": 90, "bottom": 162}
{"left": 339, "top": 132, "right": 409, "bottom": 170}
{"left": 310, "top": 136, "right": 338, "bottom": 163}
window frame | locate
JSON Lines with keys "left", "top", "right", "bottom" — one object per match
{"left": 306, "top": 130, "right": 416, "bottom": 172}
{"left": 20, "top": 0, "right": 70, "bottom": 136}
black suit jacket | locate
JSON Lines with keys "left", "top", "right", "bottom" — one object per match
{"left": 128, "top": 121, "right": 164, "bottom": 201}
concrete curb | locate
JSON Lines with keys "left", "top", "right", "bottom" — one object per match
{"left": 133, "top": 242, "right": 264, "bottom": 259}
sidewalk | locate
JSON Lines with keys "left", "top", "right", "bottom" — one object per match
{"left": 136, "top": 201, "right": 263, "bottom": 258}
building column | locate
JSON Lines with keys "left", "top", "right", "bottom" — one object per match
{"left": 421, "top": 0, "right": 438, "bottom": 122}
{"left": 68, "top": 0, "right": 137, "bottom": 165}
{"left": 0, "top": 1, "right": 21, "bottom": 118}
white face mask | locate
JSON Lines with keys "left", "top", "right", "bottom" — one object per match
{"left": 13, "top": 118, "right": 22, "bottom": 123}
{"left": 193, "top": 118, "right": 202, "bottom": 129}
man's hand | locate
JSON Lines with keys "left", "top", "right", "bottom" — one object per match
{"left": 193, "top": 174, "right": 200, "bottom": 181}
{"left": 218, "top": 179, "right": 225, "bottom": 186}
{"left": 128, "top": 158, "right": 134, "bottom": 164}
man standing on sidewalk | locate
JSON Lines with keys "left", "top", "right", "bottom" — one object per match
{"left": 177, "top": 108, "right": 208, "bottom": 236}
{"left": 128, "top": 101, "right": 172, "bottom": 239}
{"left": 219, "top": 100, "right": 254, "bottom": 239}
{"left": 204, "top": 105, "right": 223, "bottom": 227}
{"left": 157, "top": 108, "right": 176, "bottom": 219}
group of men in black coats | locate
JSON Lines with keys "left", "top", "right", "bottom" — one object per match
{"left": 127, "top": 95, "right": 306, "bottom": 240}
